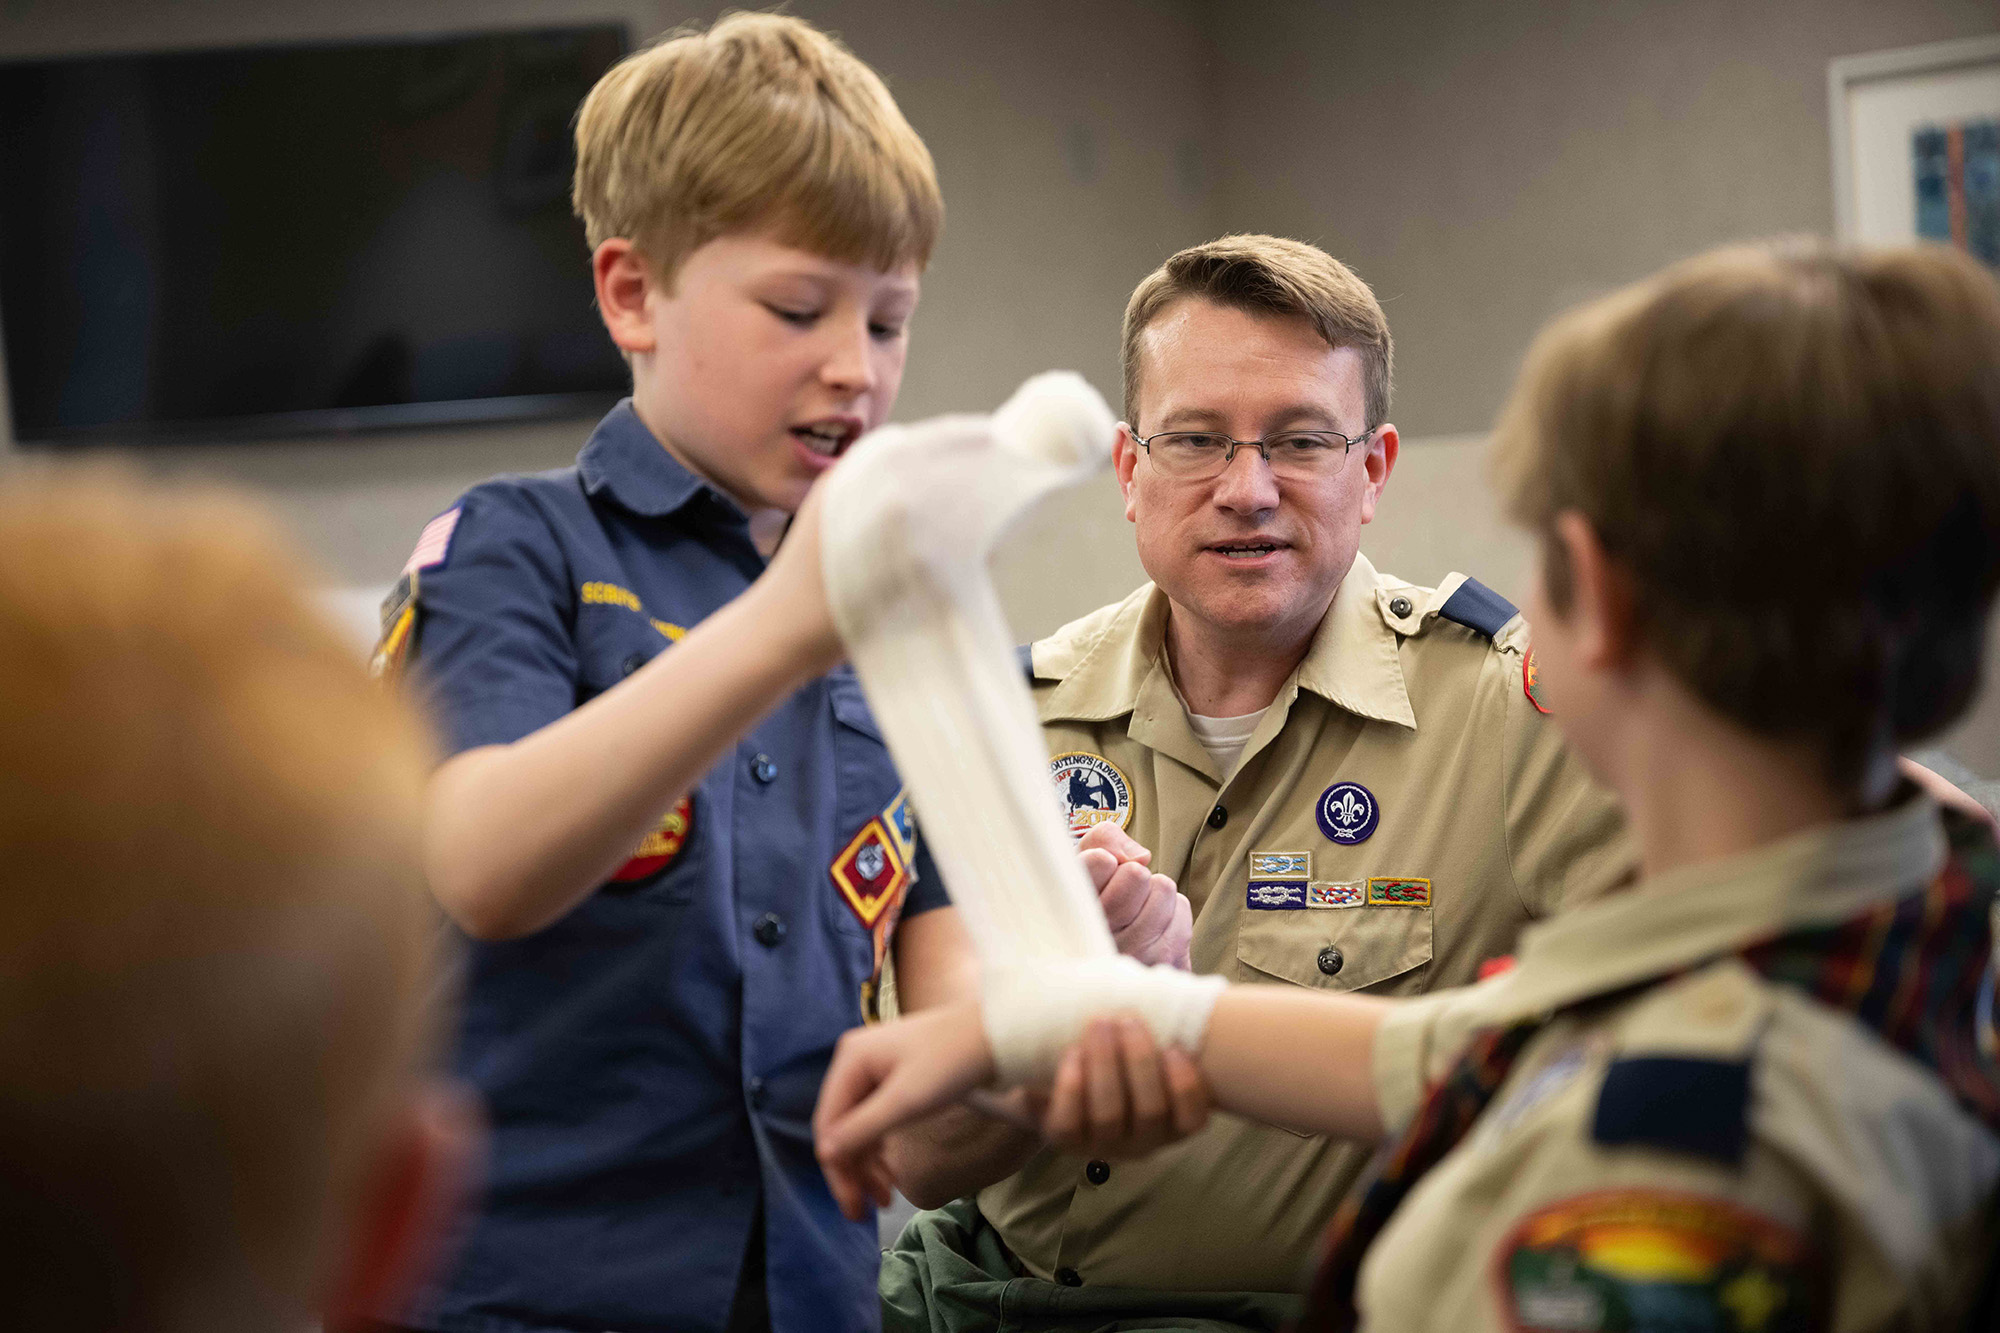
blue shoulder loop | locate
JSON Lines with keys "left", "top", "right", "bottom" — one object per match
{"left": 1017, "top": 643, "right": 1039, "bottom": 684}
{"left": 1436, "top": 578, "right": 1519, "bottom": 640}
{"left": 1592, "top": 1056, "right": 1751, "bottom": 1166}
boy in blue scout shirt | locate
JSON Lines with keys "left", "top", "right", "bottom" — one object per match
{"left": 370, "top": 15, "right": 951, "bottom": 1333}
{"left": 811, "top": 240, "right": 2000, "bottom": 1332}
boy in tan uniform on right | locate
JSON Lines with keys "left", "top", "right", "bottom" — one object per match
{"left": 816, "top": 237, "right": 2000, "bottom": 1331}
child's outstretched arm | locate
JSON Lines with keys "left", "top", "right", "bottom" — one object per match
{"left": 423, "top": 487, "right": 841, "bottom": 939}
{"left": 814, "top": 981, "right": 1395, "bottom": 1219}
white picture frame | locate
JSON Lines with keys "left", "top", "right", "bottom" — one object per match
{"left": 1829, "top": 34, "right": 2000, "bottom": 260}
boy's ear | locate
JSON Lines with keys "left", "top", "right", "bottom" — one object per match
{"left": 1554, "top": 510, "right": 1639, "bottom": 670}
{"left": 593, "top": 239, "right": 660, "bottom": 354}
{"left": 322, "top": 1080, "right": 486, "bottom": 1333}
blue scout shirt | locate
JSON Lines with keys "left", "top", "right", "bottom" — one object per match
{"left": 394, "top": 401, "right": 947, "bottom": 1333}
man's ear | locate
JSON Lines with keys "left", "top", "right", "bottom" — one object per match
{"left": 1357, "top": 424, "right": 1399, "bottom": 525}
{"left": 1553, "top": 510, "right": 1638, "bottom": 670}
{"left": 1113, "top": 424, "right": 1141, "bottom": 523}
{"left": 593, "top": 239, "right": 659, "bottom": 354}
{"left": 322, "top": 1080, "right": 486, "bottom": 1333}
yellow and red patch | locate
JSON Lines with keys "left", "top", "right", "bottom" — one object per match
{"left": 1496, "top": 1190, "right": 1811, "bottom": 1333}
{"left": 831, "top": 816, "right": 910, "bottom": 931}
{"left": 1367, "top": 876, "right": 1431, "bottom": 907}
{"left": 609, "top": 796, "right": 694, "bottom": 882}
{"left": 1523, "top": 647, "right": 1551, "bottom": 715}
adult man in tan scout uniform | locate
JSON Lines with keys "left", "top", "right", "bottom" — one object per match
{"left": 878, "top": 234, "right": 1631, "bottom": 1331}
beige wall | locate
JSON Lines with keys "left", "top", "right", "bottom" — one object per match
{"left": 1, "top": 0, "right": 1995, "bottom": 773}
{"left": 1204, "top": 0, "right": 2000, "bottom": 774}
{"left": 0, "top": 0, "right": 1211, "bottom": 633}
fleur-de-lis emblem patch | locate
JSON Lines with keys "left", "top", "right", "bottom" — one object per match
{"left": 1315, "top": 781, "right": 1380, "bottom": 845}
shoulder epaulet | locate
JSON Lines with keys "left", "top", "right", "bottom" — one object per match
{"left": 1436, "top": 578, "right": 1519, "bottom": 641}
{"left": 1017, "top": 643, "right": 1040, "bottom": 684}
{"left": 1592, "top": 1056, "right": 1751, "bottom": 1166}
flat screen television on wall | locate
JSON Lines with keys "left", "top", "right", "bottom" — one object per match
{"left": 0, "top": 25, "right": 631, "bottom": 445}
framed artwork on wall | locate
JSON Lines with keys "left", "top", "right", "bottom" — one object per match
{"left": 1830, "top": 34, "right": 2000, "bottom": 272}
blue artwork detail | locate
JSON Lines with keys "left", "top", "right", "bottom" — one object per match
{"left": 1316, "top": 781, "right": 1380, "bottom": 845}
{"left": 1246, "top": 880, "right": 1307, "bottom": 910}
{"left": 1915, "top": 118, "right": 2000, "bottom": 272}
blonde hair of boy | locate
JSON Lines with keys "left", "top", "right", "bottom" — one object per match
{"left": 572, "top": 11, "right": 943, "bottom": 283}
{"left": 1490, "top": 239, "right": 2000, "bottom": 791}
{"left": 0, "top": 474, "right": 442, "bottom": 1330}
{"left": 1121, "top": 234, "right": 1394, "bottom": 429}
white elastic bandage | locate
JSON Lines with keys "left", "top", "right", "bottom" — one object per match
{"left": 821, "top": 372, "right": 1223, "bottom": 1086}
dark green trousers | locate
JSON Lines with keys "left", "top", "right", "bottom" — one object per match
{"left": 880, "top": 1198, "right": 1302, "bottom": 1333}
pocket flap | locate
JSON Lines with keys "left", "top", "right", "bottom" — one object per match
{"left": 1235, "top": 901, "right": 1433, "bottom": 994}
{"left": 828, "top": 671, "right": 883, "bottom": 742}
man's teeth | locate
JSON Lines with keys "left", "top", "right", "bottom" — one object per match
{"left": 1218, "top": 543, "right": 1280, "bottom": 557}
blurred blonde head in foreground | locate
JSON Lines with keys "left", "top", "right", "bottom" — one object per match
{"left": 0, "top": 472, "right": 477, "bottom": 1333}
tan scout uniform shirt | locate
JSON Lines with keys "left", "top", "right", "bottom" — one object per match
{"left": 980, "top": 553, "right": 1633, "bottom": 1292}
{"left": 1361, "top": 796, "right": 2000, "bottom": 1332}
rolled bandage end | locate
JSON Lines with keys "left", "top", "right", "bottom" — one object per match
{"left": 991, "top": 371, "right": 1118, "bottom": 472}
{"left": 981, "top": 955, "right": 1227, "bottom": 1089}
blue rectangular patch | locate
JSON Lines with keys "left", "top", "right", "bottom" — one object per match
{"left": 1246, "top": 880, "right": 1306, "bottom": 910}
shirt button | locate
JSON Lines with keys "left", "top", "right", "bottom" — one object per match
{"left": 1085, "top": 1159, "right": 1110, "bottom": 1185}
{"left": 620, "top": 652, "right": 647, "bottom": 678}
{"left": 1389, "top": 595, "right": 1414, "bottom": 618}
{"left": 746, "top": 1076, "right": 766, "bottom": 1109}
{"left": 1318, "top": 946, "right": 1345, "bottom": 976}
{"left": 1207, "top": 804, "right": 1228, "bottom": 830}
{"left": 753, "top": 913, "right": 786, "bottom": 948}
{"left": 1055, "top": 1267, "right": 1083, "bottom": 1287}
{"left": 750, "top": 754, "right": 778, "bottom": 784}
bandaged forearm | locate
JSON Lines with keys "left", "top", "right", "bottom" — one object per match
{"left": 821, "top": 374, "right": 1222, "bottom": 1084}
{"left": 983, "top": 956, "right": 1227, "bottom": 1087}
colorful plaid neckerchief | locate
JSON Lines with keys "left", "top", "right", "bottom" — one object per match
{"left": 1298, "top": 808, "right": 2000, "bottom": 1333}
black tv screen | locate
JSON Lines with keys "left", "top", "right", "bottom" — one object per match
{"left": 0, "top": 25, "right": 632, "bottom": 444}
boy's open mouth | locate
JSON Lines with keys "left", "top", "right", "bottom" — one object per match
{"left": 792, "top": 419, "right": 863, "bottom": 459}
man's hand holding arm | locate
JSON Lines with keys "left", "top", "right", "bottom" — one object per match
{"left": 880, "top": 824, "right": 1203, "bottom": 1207}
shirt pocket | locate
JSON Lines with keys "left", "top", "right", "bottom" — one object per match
{"left": 573, "top": 608, "right": 666, "bottom": 703}
{"left": 1234, "top": 900, "right": 1433, "bottom": 995}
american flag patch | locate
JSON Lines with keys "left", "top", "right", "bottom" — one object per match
{"left": 403, "top": 507, "right": 461, "bottom": 575}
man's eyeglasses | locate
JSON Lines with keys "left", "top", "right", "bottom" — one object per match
{"left": 1131, "top": 427, "right": 1374, "bottom": 481}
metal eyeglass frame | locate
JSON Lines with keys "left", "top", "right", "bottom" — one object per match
{"left": 1130, "top": 426, "right": 1376, "bottom": 476}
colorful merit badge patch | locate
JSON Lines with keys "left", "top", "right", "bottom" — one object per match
{"left": 1498, "top": 1190, "right": 1812, "bottom": 1333}
{"left": 1316, "top": 781, "right": 1380, "bottom": 845}
{"left": 1247, "top": 850, "right": 1312, "bottom": 910}
{"left": 832, "top": 810, "right": 911, "bottom": 932}
{"left": 1307, "top": 880, "right": 1365, "bottom": 909}
{"left": 1367, "top": 876, "right": 1430, "bottom": 907}
{"left": 1524, "top": 647, "right": 1551, "bottom": 715}
{"left": 1247, "top": 880, "right": 1308, "bottom": 910}
{"left": 1249, "top": 851, "right": 1311, "bottom": 878}
{"left": 610, "top": 797, "right": 694, "bottom": 882}
{"left": 840, "top": 788, "right": 920, "bottom": 1023}
{"left": 1050, "top": 752, "right": 1132, "bottom": 837}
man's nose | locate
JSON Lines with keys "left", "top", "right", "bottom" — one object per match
{"left": 1211, "top": 442, "right": 1281, "bottom": 513}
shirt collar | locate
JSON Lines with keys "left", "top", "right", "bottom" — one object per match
{"left": 1479, "top": 793, "right": 1948, "bottom": 1024}
{"left": 1294, "top": 551, "right": 1417, "bottom": 729}
{"left": 577, "top": 399, "right": 735, "bottom": 522}
{"left": 1038, "top": 551, "right": 1417, "bottom": 732}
